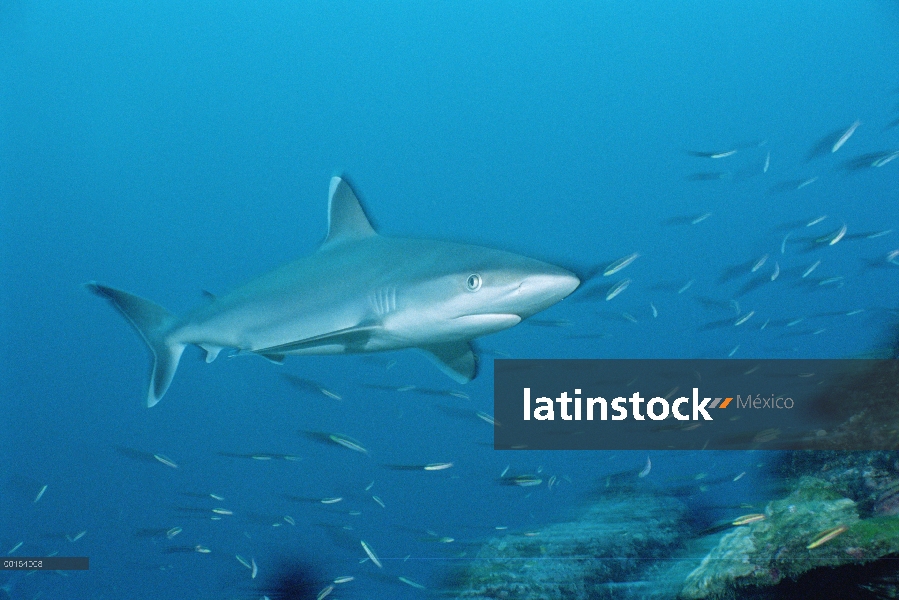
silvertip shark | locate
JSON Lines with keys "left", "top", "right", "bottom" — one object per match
{"left": 87, "top": 176, "right": 579, "bottom": 407}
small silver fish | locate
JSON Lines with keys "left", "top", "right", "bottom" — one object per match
{"left": 606, "top": 279, "right": 631, "bottom": 301}
{"left": 603, "top": 252, "right": 640, "bottom": 277}
{"left": 831, "top": 120, "right": 860, "bottom": 153}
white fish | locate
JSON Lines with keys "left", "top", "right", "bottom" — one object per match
{"left": 605, "top": 279, "right": 631, "bottom": 301}
{"left": 153, "top": 453, "right": 178, "bottom": 468}
{"left": 34, "top": 485, "right": 48, "bottom": 503}
{"left": 236, "top": 555, "right": 251, "bottom": 569}
{"left": 317, "top": 585, "right": 334, "bottom": 600}
{"left": 476, "top": 411, "right": 495, "bottom": 425}
{"left": 806, "top": 215, "right": 827, "bottom": 227}
{"left": 67, "top": 531, "right": 86, "bottom": 542}
{"left": 796, "top": 177, "right": 818, "bottom": 189}
{"left": 728, "top": 345, "right": 740, "bottom": 357}
{"left": 751, "top": 255, "right": 768, "bottom": 272}
{"left": 328, "top": 434, "right": 368, "bottom": 454}
{"left": 831, "top": 119, "right": 860, "bottom": 153}
{"left": 781, "top": 232, "right": 790, "bottom": 254}
{"left": 320, "top": 497, "right": 343, "bottom": 504}
{"left": 398, "top": 576, "right": 427, "bottom": 589}
{"left": 872, "top": 150, "right": 899, "bottom": 167}
{"left": 733, "top": 471, "right": 746, "bottom": 482}
{"left": 650, "top": 302, "right": 658, "bottom": 318}
{"left": 828, "top": 224, "right": 847, "bottom": 246}
{"left": 511, "top": 475, "right": 543, "bottom": 487}
{"left": 687, "top": 149, "right": 737, "bottom": 159}
{"left": 802, "top": 261, "right": 821, "bottom": 278}
{"left": 638, "top": 457, "right": 651, "bottom": 478}
{"left": 423, "top": 462, "right": 454, "bottom": 471}
{"left": 678, "top": 279, "right": 694, "bottom": 294}
{"left": 372, "top": 496, "right": 385, "bottom": 508}
{"left": 251, "top": 557, "right": 258, "bottom": 579}
{"left": 319, "top": 388, "right": 342, "bottom": 400}
{"left": 333, "top": 576, "right": 355, "bottom": 584}
{"left": 603, "top": 252, "right": 640, "bottom": 277}
{"left": 195, "top": 545, "right": 211, "bottom": 554}
{"left": 691, "top": 213, "right": 712, "bottom": 225}
{"left": 360, "top": 540, "right": 382, "bottom": 568}
{"left": 166, "top": 527, "right": 182, "bottom": 539}
{"left": 209, "top": 493, "right": 225, "bottom": 501}
{"left": 763, "top": 151, "right": 770, "bottom": 173}
{"left": 734, "top": 311, "right": 755, "bottom": 326}
{"left": 770, "top": 262, "right": 780, "bottom": 281}
{"left": 818, "top": 276, "right": 844, "bottom": 286}
{"left": 212, "top": 508, "right": 233, "bottom": 515}
{"left": 7, "top": 542, "right": 23, "bottom": 555}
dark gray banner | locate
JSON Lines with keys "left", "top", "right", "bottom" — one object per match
{"left": 1, "top": 557, "right": 89, "bottom": 570}
{"left": 493, "top": 359, "right": 899, "bottom": 450}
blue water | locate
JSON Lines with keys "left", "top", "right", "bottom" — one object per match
{"left": 2, "top": 1, "right": 897, "bottom": 598}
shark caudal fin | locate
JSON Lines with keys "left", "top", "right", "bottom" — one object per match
{"left": 85, "top": 282, "right": 185, "bottom": 407}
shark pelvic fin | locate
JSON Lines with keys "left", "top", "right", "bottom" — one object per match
{"left": 421, "top": 341, "right": 478, "bottom": 384}
{"left": 199, "top": 344, "right": 223, "bottom": 363}
{"left": 259, "top": 353, "right": 286, "bottom": 364}
{"left": 85, "top": 282, "right": 185, "bottom": 407}
{"left": 323, "top": 176, "right": 377, "bottom": 247}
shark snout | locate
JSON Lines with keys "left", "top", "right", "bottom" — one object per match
{"left": 529, "top": 270, "right": 581, "bottom": 298}
{"left": 511, "top": 268, "right": 580, "bottom": 317}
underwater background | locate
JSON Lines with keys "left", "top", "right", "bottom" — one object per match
{"left": 2, "top": 1, "right": 898, "bottom": 598}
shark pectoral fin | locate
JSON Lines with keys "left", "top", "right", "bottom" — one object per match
{"left": 259, "top": 353, "right": 286, "bottom": 365}
{"left": 422, "top": 341, "right": 478, "bottom": 384}
{"left": 321, "top": 177, "right": 377, "bottom": 248}
{"left": 253, "top": 323, "right": 383, "bottom": 355}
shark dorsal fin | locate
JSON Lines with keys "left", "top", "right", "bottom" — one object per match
{"left": 323, "top": 177, "right": 376, "bottom": 247}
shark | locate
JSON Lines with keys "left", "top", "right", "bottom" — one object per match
{"left": 87, "top": 176, "right": 580, "bottom": 407}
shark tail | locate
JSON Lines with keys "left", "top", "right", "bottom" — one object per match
{"left": 86, "top": 282, "right": 185, "bottom": 407}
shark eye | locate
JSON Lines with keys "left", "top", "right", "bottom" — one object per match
{"left": 466, "top": 274, "right": 482, "bottom": 292}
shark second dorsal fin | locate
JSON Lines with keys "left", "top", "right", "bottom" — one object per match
{"left": 323, "top": 176, "right": 376, "bottom": 247}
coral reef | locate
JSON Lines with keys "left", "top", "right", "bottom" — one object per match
{"left": 679, "top": 475, "right": 899, "bottom": 598}
{"left": 451, "top": 491, "right": 688, "bottom": 599}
